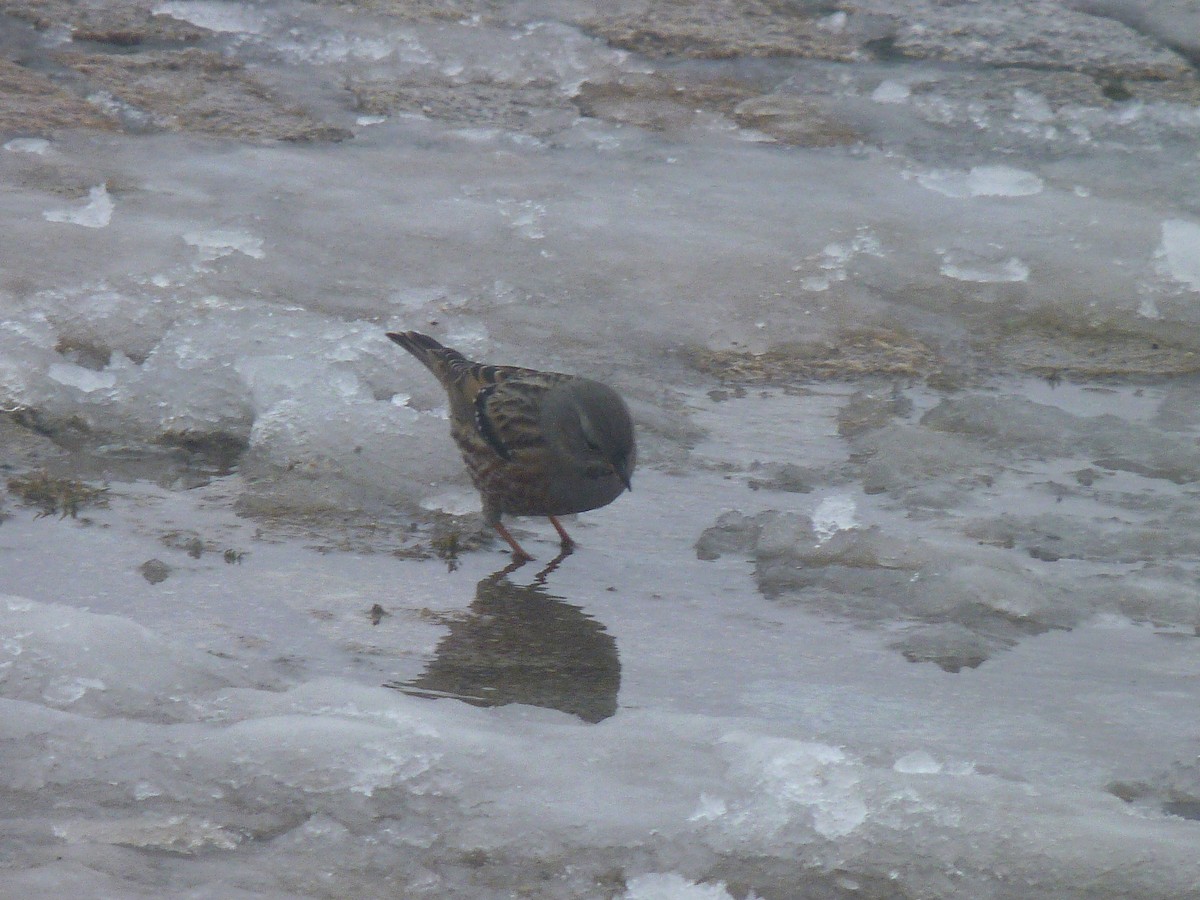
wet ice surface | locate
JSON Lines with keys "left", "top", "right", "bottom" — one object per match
{"left": 4, "top": 0, "right": 1200, "bottom": 897}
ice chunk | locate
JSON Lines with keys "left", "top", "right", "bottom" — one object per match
{"left": 52, "top": 815, "right": 242, "bottom": 852}
{"left": 811, "top": 494, "right": 857, "bottom": 544}
{"left": 794, "top": 226, "right": 884, "bottom": 291}
{"left": 43, "top": 185, "right": 114, "bottom": 228}
{"left": 46, "top": 362, "right": 118, "bottom": 393}
{"left": 917, "top": 165, "right": 1044, "bottom": 198}
{"left": 871, "top": 80, "right": 911, "bottom": 104}
{"left": 695, "top": 510, "right": 766, "bottom": 560}
{"left": 419, "top": 487, "right": 480, "bottom": 516}
{"left": 624, "top": 873, "right": 736, "bottom": 899}
{"left": 183, "top": 228, "right": 266, "bottom": 262}
{"left": 688, "top": 793, "right": 728, "bottom": 822}
{"left": 1156, "top": 219, "right": 1200, "bottom": 291}
{"left": 894, "top": 750, "right": 944, "bottom": 775}
{"left": 153, "top": 1, "right": 269, "bottom": 34}
{"left": 922, "top": 394, "right": 1200, "bottom": 483}
{"left": 0, "top": 595, "right": 257, "bottom": 719}
{"left": 717, "top": 733, "right": 868, "bottom": 839}
{"left": 817, "top": 11, "right": 848, "bottom": 33}
{"left": 940, "top": 252, "right": 1030, "bottom": 283}
{"left": 4, "top": 138, "right": 51, "bottom": 154}
{"left": 1012, "top": 89, "right": 1054, "bottom": 123}
{"left": 497, "top": 199, "right": 547, "bottom": 240}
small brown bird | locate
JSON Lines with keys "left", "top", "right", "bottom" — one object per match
{"left": 387, "top": 331, "right": 636, "bottom": 562}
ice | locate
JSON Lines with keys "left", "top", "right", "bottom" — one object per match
{"left": 893, "top": 750, "right": 944, "bottom": 775}
{"left": 624, "top": 873, "right": 737, "bottom": 899}
{"left": 4, "top": 138, "right": 51, "bottom": 154}
{"left": 717, "top": 733, "right": 868, "bottom": 839}
{"left": 46, "top": 361, "right": 118, "bottom": 393}
{"left": 811, "top": 494, "right": 858, "bottom": 544}
{"left": 42, "top": 184, "right": 114, "bottom": 228}
{"left": 939, "top": 252, "right": 1030, "bottom": 283}
{"left": 1012, "top": 88, "right": 1054, "bottom": 123}
{"left": 6, "top": 0, "right": 1200, "bottom": 896}
{"left": 6, "top": 582, "right": 1197, "bottom": 898}
{"left": 1156, "top": 218, "right": 1200, "bottom": 291}
{"left": 183, "top": 228, "right": 266, "bottom": 262}
{"left": 153, "top": 1, "right": 270, "bottom": 34}
{"left": 0, "top": 595, "right": 259, "bottom": 719}
{"left": 916, "top": 165, "right": 1044, "bottom": 198}
{"left": 870, "top": 80, "right": 911, "bottom": 103}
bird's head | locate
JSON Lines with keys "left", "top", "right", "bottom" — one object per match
{"left": 545, "top": 379, "right": 636, "bottom": 490}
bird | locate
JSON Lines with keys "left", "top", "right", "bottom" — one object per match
{"left": 386, "top": 331, "right": 636, "bottom": 562}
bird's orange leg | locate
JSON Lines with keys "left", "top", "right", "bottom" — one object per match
{"left": 493, "top": 522, "right": 534, "bottom": 563}
{"left": 547, "top": 515, "right": 576, "bottom": 552}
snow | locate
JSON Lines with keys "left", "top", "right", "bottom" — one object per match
{"left": 4, "top": 0, "right": 1200, "bottom": 896}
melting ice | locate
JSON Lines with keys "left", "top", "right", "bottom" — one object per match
{"left": 4, "top": 1, "right": 1200, "bottom": 898}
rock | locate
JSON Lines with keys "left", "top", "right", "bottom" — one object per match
{"left": 139, "top": 558, "right": 171, "bottom": 584}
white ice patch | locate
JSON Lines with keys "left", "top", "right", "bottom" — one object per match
{"left": 1012, "top": 89, "right": 1054, "bottom": 123}
{"left": 4, "top": 138, "right": 51, "bottom": 154}
{"left": 871, "top": 80, "right": 911, "bottom": 104}
{"left": 939, "top": 252, "right": 1030, "bottom": 283}
{"left": 420, "top": 488, "right": 479, "bottom": 517}
{"left": 43, "top": 184, "right": 114, "bottom": 228}
{"left": 283, "top": 32, "right": 397, "bottom": 64}
{"left": 183, "top": 228, "right": 266, "bottom": 262}
{"left": 812, "top": 495, "right": 858, "bottom": 544}
{"left": 893, "top": 750, "right": 943, "bottom": 775}
{"left": 719, "top": 733, "right": 868, "bottom": 840}
{"left": 53, "top": 815, "right": 243, "bottom": 852}
{"left": 153, "top": 1, "right": 269, "bottom": 34}
{"left": 498, "top": 199, "right": 546, "bottom": 239}
{"left": 795, "top": 227, "right": 884, "bottom": 291}
{"left": 624, "top": 873, "right": 737, "bottom": 900}
{"left": 1137, "top": 291, "right": 1161, "bottom": 320}
{"left": 916, "top": 165, "right": 1044, "bottom": 198}
{"left": 43, "top": 676, "right": 107, "bottom": 705}
{"left": 47, "top": 362, "right": 118, "bottom": 393}
{"left": 1156, "top": 219, "right": 1200, "bottom": 291}
{"left": 689, "top": 793, "right": 728, "bottom": 822}
{"left": 817, "top": 11, "right": 848, "bottom": 33}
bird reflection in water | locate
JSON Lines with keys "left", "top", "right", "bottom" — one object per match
{"left": 388, "top": 551, "right": 620, "bottom": 723}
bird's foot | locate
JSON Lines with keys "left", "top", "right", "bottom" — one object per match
{"left": 493, "top": 522, "right": 534, "bottom": 564}
{"left": 547, "top": 515, "right": 576, "bottom": 552}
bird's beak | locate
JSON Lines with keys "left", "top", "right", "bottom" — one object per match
{"left": 614, "top": 464, "right": 632, "bottom": 493}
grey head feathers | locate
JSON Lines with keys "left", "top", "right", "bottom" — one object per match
{"left": 542, "top": 378, "right": 635, "bottom": 491}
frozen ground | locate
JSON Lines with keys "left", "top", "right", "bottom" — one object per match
{"left": 3, "top": 1, "right": 1200, "bottom": 897}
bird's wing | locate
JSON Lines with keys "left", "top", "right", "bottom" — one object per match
{"left": 473, "top": 373, "right": 568, "bottom": 461}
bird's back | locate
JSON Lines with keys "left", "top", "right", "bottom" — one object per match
{"left": 386, "top": 331, "right": 535, "bottom": 414}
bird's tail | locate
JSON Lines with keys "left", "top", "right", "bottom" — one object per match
{"left": 386, "top": 331, "right": 475, "bottom": 385}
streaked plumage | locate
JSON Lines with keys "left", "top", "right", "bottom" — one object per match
{"left": 387, "top": 331, "right": 635, "bottom": 561}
